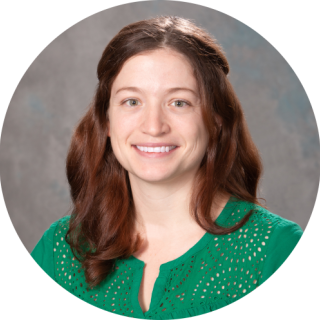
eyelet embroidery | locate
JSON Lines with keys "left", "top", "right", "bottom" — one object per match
{"left": 53, "top": 202, "right": 277, "bottom": 318}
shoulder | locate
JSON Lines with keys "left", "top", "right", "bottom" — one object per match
{"left": 51, "top": 215, "right": 71, "bottom": 236}
{"left": 189, "top": 198, "right": 304, "bottom": 302}
{"left": 32, "top": 215, "right": 71, "bottom": 248}
{"left": 224, "top": 198, "right": 303, "bottom": 284}
{"left": 222, "top": 197, "right": 303, "bottom": 237}
{"left": 49, "top": 215, "right": 73, "bottom": 253}
{"left": 33, "top": 215, "right": 72, "bottom": 255}
{"left": 44, "top": 215, "right": 71, "bottom": 239}
{"left": 30, "top": 215, "right": 72, "bottom": 281}
{"left": 248, "top": 202, "right": 303, "bottom": 240}
{"left": 249, "top": 203, "right": 303, "bottom": 259}
{"left": 251, "top": 205, "right": 303, "bottom": 284}
{"left": 219, "top": 197, "right": 303, "bottom": 263}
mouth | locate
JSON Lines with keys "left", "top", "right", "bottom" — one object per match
{"left": 132, "top": 145, "right": 179, "bottom": 159}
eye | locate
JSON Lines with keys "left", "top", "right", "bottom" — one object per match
{"left": 122, "top": 99, "right": 190, "bottom": 109}
{"left": 122, "top": 99, "right": 138, "bottom": 107}
{"left": 172, "top": 100, "right": 190, "bottom": 108}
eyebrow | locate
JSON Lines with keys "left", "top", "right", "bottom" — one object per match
{"left": 115, "top": 86, "right": 198, "bottom": 96}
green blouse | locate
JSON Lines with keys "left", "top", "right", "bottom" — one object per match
{"left": 31, "top": 196, "right": 303, "bottom": 319}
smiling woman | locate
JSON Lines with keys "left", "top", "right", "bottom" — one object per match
{"left": 108, "top": 49, "right": 209, "bottom": 184}
{"left": 30, "top": 16, "right": 303, "bottom": 319}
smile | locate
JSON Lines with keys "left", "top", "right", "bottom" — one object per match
{"left": 132, "top": 145, "right": 179, "bottom": 158}
{"left": 136, "top": 145, "right": 177, "bottom": 153}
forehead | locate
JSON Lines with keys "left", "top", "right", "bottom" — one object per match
{"left": 111, "top": 49, "right": 198, "bottom": 94}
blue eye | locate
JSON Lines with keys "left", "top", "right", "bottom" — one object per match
{"left": 173, "top": 100, "right": 189, "bottom": 108}
{"left": 125, "top": 99, "right": 139, "bottom": 107}
{"left": 122, "top": 99, "right": 190, "bottom": 109}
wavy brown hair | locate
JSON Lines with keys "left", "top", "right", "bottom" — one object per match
{"left": 65, "top": 16, "right": 263, "bottom": 289}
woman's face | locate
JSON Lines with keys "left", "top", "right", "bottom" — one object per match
{"left": 108, "top": 48, "right": 209, "bottom": 184}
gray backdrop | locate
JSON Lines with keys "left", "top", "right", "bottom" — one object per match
{"left": 0, "top": 1, "right": 319, "bottom": 253}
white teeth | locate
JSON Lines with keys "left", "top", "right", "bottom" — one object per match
{"left": 136, "top": 145, "right": 177, "bottom": 153}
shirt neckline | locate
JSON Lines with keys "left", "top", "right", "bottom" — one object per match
{"left": 126, "top": 195, "right": 240, "bottom": 271}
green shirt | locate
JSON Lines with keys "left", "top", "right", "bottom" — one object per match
{"left": 31, "top": 196, "right": 303, "bottom": 319}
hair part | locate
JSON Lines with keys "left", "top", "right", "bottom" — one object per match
{"left": 65, "top": 16, "right": 263, "bottom": 289}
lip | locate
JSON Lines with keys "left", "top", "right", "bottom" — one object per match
{"left": 132, "top": 143, "right": 178, "bottom": 147}
{"left": 132, "top": 145, "right": 179, "bottom": 158}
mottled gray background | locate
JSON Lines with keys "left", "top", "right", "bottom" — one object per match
{"left": 0, "top": 1, "right": 319, "bottom": 253}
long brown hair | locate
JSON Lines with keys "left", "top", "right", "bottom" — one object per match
{"left": 65, "top": 16, "right": 263, "bottom": 288}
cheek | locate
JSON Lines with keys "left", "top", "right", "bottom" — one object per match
{"left": 116, "top": 120, "right": 135, "bottom": 137}
{"left": 109, "top": 116, "right": 134, "bottom": 149}
{"left": 110, "top": 111, "right": 129, "bottom": 135}
{"left": 193, "top": 124, "right": 209, "bottom": 157}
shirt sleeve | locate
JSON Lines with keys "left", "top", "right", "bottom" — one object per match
{"left": 30, "top": 219, "right": 60, "bottom": 281}
{"left": 260, "top": 218, "right": 303, "bottom": 285}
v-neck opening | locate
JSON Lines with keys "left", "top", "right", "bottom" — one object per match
{"left": 130, "top": 195, "right": 239, "bottom": 268}
{"left": 127, "top": 195, "right": 240, "bottom": 318}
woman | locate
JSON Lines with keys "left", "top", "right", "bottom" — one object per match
{"left": 31, "top": 16, "right": 303, "bottom": 319}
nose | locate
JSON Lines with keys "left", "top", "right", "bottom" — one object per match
{"left": 140, "top": 102, "right": 170, "bottom": 136}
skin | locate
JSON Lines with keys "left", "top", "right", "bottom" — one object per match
{"left": 107, "top": 48, "right": 230, "bottom": 312}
